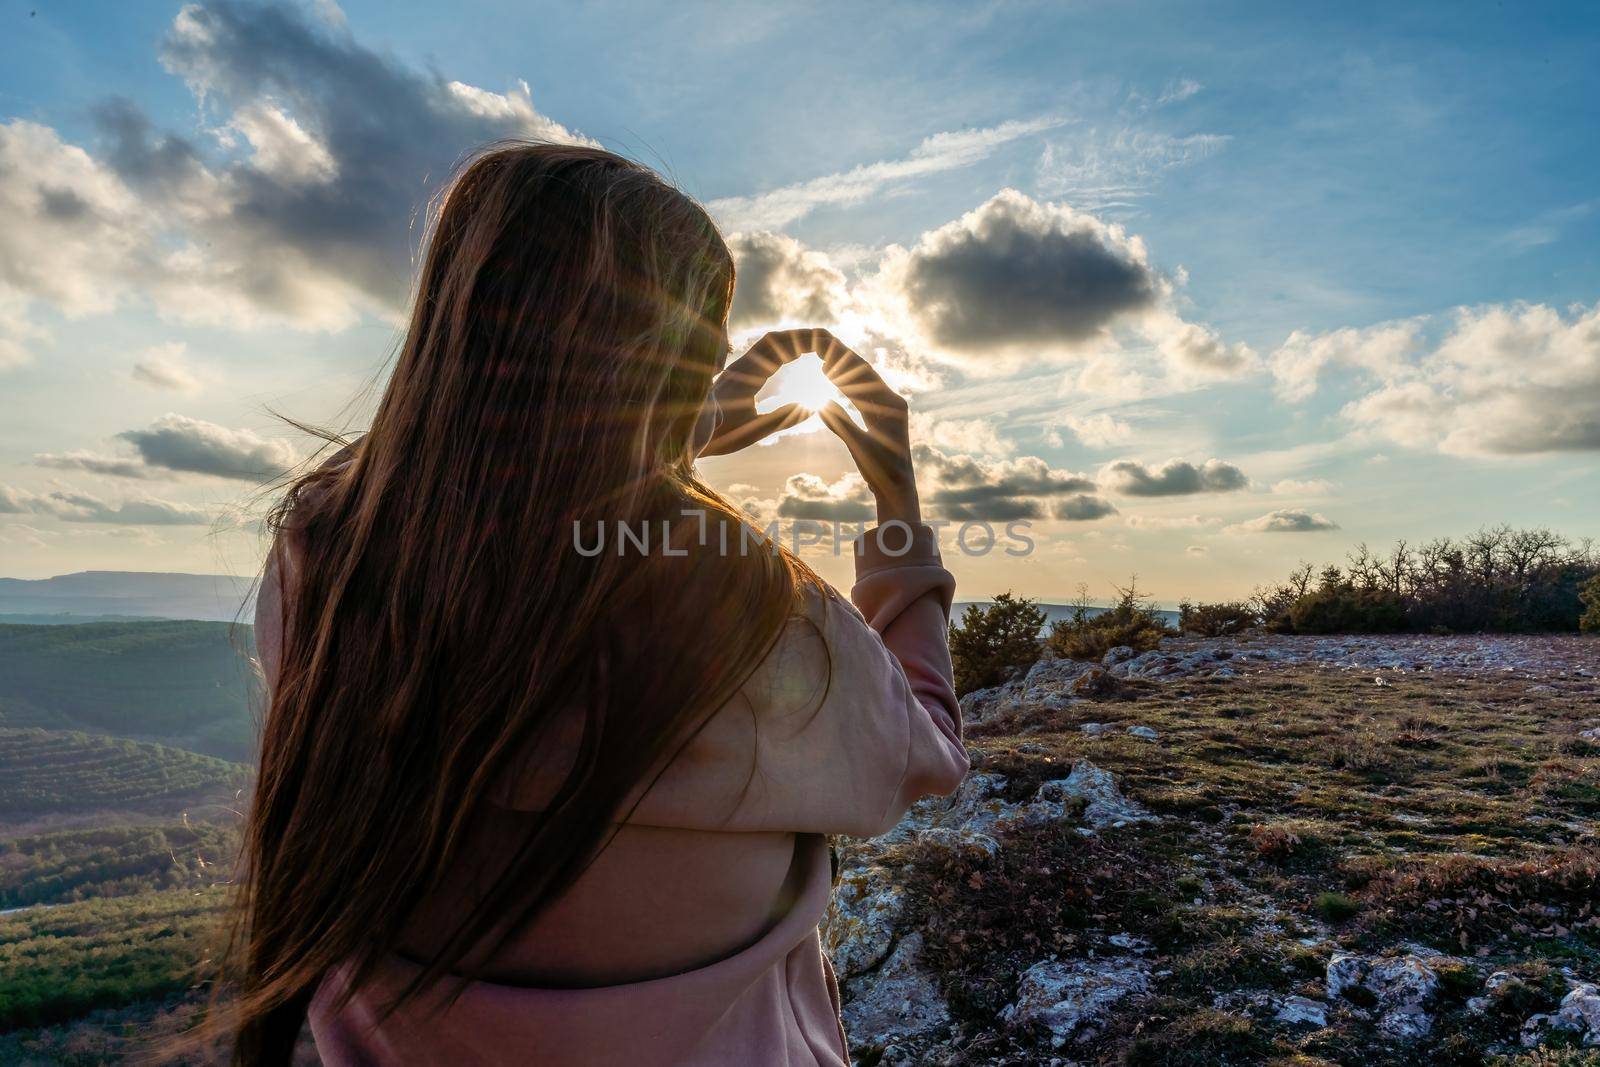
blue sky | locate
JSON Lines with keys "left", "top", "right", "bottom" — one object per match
{"left": 0, "top": 0, "right": 1595, "bottom": 601}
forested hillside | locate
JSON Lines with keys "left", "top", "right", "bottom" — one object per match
{"left": 0, "top": 888, "right": 229, "bottom": 1031}
{"left": 0, "top": 822, "right": 240, "bottom": 909}
{"left": 0, "top": 622, "right": 258, "bottom": 761}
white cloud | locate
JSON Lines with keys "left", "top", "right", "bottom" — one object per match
{"left": 1225, "top": 509, "right": 1339, "bottom": 534}
{"left": 707, "top": 116, "right": 1067, "bottom": 231}
{"left": 1289, "top": 302, "right": 1600, "bottom": 455}
{"left": 1036, "top": 128, "right": 1227, "bottom": 208}
{"left": 1, "top": 484, "right": 210, "bottom": 525}
{"left": 0, "top": 485, "right": 36, "bottom": 513}
{"left": 224, "top": 101, "right": 338, "bottom": 186}
{"left": 131, "top": 342, "right": 204, "bottom": 392}
{"left": 1271, "top": 319, "right": 1424, "bottom": 401}
{"left": 34, "top": 451, "right": 154, "bottom": 479}
{"left": 910, "top": 412, "right": 1014, "bottom": 456}
{"left": 1051, "top": 412, "right": 1134, "bottom": 449}
{"left": 1156, "top": 79, "right": 1204, "bottom": 106}
{"left": 1271, "top": 477, "right": 1336, "bottom": 495}
{"left": 0, "top": 0, "right": 595, "bottom": 358}
{"left": 1124, "top": 513, "right": 1218, "bottom": 529}
{"left": 726, "top": 232, "right": 849, "bottom": 330}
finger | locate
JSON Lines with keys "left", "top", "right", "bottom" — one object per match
{"left": 822, "top": 344, "right": 902, "bottom": 415}
{"left": 818, "top": 401, "right": 874, "bottom": 460}
{"left": 723, "top": 328, "right": 823, "bottom": 386}
{"left": 701, "top": 403, "right": 806, "bottom": 456}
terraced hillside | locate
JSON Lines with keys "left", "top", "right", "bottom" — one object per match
{"left": 0, "top": 728, "right": 249, "bottom": 817}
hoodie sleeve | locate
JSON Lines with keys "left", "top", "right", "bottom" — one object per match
{"left": 627, "top": 523, "right": 970, "bottom": 837}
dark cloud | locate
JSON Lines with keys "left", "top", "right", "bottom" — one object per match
{"left": 775, "top": 473, "right": 875, "bottom": 522}
{"left": 0, "top": 0, "right": 586, "bottom": 334}
{"left": 777, "top": 497, "right": 875, "bottom": 522}
{"left": 913, "top": 444, "right": 1111, "bottom": 522}
{"left": 895, "top": 189, "right": 1160, "bottom": 353}
{"left": 38, "top": 186, "right": 94, "bottom": 222}
{"left": 1102, "top": 458, "right": 1248, "bottom": 497}
{"left": 118, "top": 414, "right": 297, "bottom": 480}
{"left": 1053, "top": 494, "right": 1119, "bottom": 521}
{"left": 90, "top": 96, "right": 209, "bottom": 196}
{"left": 727, "top": 232, "right": 847, "bottom": 331}
{"left": 155, "top": 0, "right": 586, "bottom": 312}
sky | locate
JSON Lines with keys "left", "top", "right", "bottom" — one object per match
{"left": 0, "top": 0, "right": 1596, "bottom": 604}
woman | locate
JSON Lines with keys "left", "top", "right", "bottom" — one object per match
{"left": 238, "top": 142, "right": 967, "bottom": 1065}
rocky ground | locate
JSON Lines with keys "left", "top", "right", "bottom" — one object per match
{"left": 822, "top": 633, "right": 1600, "bottom": 1066}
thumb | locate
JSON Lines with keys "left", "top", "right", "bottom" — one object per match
{"left": 819, "top": 402, "right": 873, "bottom": 466}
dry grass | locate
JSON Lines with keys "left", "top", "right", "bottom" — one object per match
{"left": 887, "top": 662, "right": 1600, "bottom": 1064}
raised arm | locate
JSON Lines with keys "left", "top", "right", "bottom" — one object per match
{"left": 623, "top": 331, "right": 968, "bottom": 835}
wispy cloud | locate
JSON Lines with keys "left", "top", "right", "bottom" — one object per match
{"left": 707, "top": 115, "right": 1068, "bottom": 231}
{"left": 1036, "top": 129, "right": 1228, "bottom": 210}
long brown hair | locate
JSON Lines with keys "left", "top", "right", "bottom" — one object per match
{"left": 220, "top": 142, "right": 822, "bottom": 1062}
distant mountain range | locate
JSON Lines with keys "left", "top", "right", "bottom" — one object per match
{"left": 0, "top": 571, "right": 1181, "bottom": 629}
{"left": 0, "top": 571, "right": 256, "bottom": 624}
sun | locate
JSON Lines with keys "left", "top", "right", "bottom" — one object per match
{"left": 758, "top": 353, "right": 848, "bottom": 414}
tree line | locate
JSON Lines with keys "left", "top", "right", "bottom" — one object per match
{"left": 949, "top": 527, "right": 1600, "bottom": 695}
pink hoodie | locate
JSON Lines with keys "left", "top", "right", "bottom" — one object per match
{"left": 255, "top": 512, "right": 967, "bottom": 1066}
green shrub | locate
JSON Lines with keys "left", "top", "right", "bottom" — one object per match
{"left": 1177, "top": 600, "right": 1258, "bottom": 637}
{"left": 1046, "top": 579, "right": 1171, "bottom": 662}
{"left": 1288, "top": 587, "right": 1408, "bottom": 634}
{"left": 1258, "top": 528, "right": 1599, "bottom": 635}
{"left": 1581, "top": 574, "right": 1600, "bottom": 633}
{"left": 948, "top": 593, "right": 1046, "bottom": 696}
{"left": 1314, "top": 891, "right": 1360, "bottom": 921}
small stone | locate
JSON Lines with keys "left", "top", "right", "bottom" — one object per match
{"left": 1274, "top": 995, "right": 1329, "bottom": 1028}
{"left": 1550, "top": 983, "right": 1600, "bottom": 1045}
{"left": 1001, "top": 956, "right": 1150, "bottom": 1044}
{"left": 1126, "top": 725, "right": 1159, "bottom": 740}
{"left": 1328, "top": 952, "right": 1441, "bottom": 1040}
{"left": 1031, "top": 761, "right": 1154, "bottom": 830}
{"left": 1079, "top": 722, "right": 1117, "bottom": 736}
